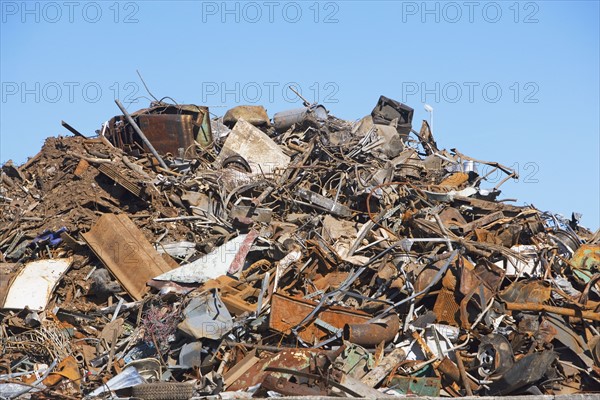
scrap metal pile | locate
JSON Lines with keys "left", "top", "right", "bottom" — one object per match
{"left": 1, "top": 94, "right": 599, "bottom": 399}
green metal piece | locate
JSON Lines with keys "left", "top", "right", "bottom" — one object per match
{"left": 571, "top": 244, "right": 600, "bottom": 283}
{"left": 334, "top": 341, "right": 374, "bottom": 379}
{"left": 387, "top": 375, "right": 441, "bottom": 397}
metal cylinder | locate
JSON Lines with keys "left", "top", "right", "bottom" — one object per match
{"left": 343, "top": 314, "right": 400, "bottom": 347}
{"left": 273, "top": 105, "right": 328, "bottom": 132}
{"left": 463, "top": 160, "right": 476, "bottom": 173}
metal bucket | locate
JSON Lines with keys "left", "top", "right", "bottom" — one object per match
{"left": 463, "top": 160, "right": 476, "bottom": 173}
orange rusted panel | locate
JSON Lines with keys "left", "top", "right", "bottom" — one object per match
{"left": 137, "top": 114, "right": 196, "bottom": 157}
{"left": 82, "top": 213, "right": 173, "bottom": 301}
{"left": 440, "top": 172, "right": 469, "bottom": 188}
{"left": 269, "top": 292, "right": 370, "bottom": 343}
{"left": 433, "top": 288, "right": 461, "bottom": 326}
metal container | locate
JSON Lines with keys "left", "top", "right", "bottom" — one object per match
{"left": 463, "top": 160, "right": 476, "bottom": 173}
{"left": 273, "top": 104, "right": 328, "bottom": 132}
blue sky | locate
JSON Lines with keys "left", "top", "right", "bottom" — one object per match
{"left": 1, "top": 1, "right": 599, "bottom": 228}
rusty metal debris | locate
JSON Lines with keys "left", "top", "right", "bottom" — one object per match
{"left": 1, "top": 93, "right": 599, "bottom": 398}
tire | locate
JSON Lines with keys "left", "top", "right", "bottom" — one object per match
{"left": 132, "top": 382, "right": 194, "bottom": 400}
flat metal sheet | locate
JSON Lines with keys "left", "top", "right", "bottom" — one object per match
{"left": 82, "top": 214, "right": 173, "bottom": 301}
{"left": 153, "top": 234, "right": 248, "bottom": 284}
{"left": 217, "top": 119, "right": 290, "bottom": 175}
{"left": 2, "top": 257, "right": 73, "bottom": 311}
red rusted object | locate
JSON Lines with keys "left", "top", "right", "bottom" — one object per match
{"left": 227, "top": 229, "right": 259, "bottom": 276}
{"left": 269, "top": 292, "right": 371, "bottom": 343}
{"left": 343, "top": 314, "right": 400, "bottom": 347}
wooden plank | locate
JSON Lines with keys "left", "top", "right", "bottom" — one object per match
{"left": 82, "top": 214, "right": 172, "bottom": 301}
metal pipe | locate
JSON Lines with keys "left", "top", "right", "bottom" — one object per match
{"left": 505, "top": 302, "right": 600, "bottom": 321}
{"left": 343, "top": 314, "right": 400, "bottom": 347}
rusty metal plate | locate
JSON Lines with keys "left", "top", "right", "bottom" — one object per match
{"left": 500, "top": 279, "right": 551, "bottom": 304}
{"left": 98, "top": 164, "right": 146, "bottom": 198}
{"left": 137, "top": 114, "right": 196, "bottom": 156}
{"left": 433, "top": 288, "right": 461, "bottom": 326}
{"left": 269, "top": 292, "right": 370, "bottom": 343}
{"left": 82, "top": 213, "right": 173, "bottom": 301}
{"left": 227, "top": 348, "right": 323, "bottom": 391}
{"left": 439, "top": 172, "right": 469, "bottom": 188}
{"left": 439, "top": 207, "right": 467, "bottom": 228}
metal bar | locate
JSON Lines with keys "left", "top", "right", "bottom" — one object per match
{"left": 61, "top": 120, "right": 87, "bottom": 138}
{"left": 505, "top": 301, "right": 600, "bottom": 321}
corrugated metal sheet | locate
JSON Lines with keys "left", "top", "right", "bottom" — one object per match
{"left": 82, "top": 214, "right": 172, "bottom": 300}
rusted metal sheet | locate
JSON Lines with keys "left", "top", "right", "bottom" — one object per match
{"left": 439, "top": 172, "right": 469, "bottom": 188}
{"left": 227, "top": 229, "right": 259, "bottom": 276}
{"left": 223, "top": 349, "right": 259, "bottom": 389}
{"left": 0, "top": 263, "right": 18, "bottom": 307}
{"left": 73, "top": 159, "right": 90, "bottom": 177}
{"left": 433, "top": 287, "right": 461, "bottom": 326}
{"left": 386, "top": 375, "right": 440, "bottom": 396}
{"left": 439, "top": 207, "right": 467, "bottom": 228}
{"left": 227, "top": 348, "right": 315, "bottom": 391}
{"left": 82, "top": 213, "right": 173, "bottom": 301}
{"left": 459, "top": 260, "right": 503, "bottom": 298}
{"left": 500, "top": 279, "right": 551, "bottom": 304}
{"left": 105, "top": 103, "right": 211, "bottom": 156}
{"left": 460, "top": 210, "right": 505, "bottom": 233}
{"left": 437, "top": 356, "right": 468, "bottom": 388}
{"left": 269, "top": 292, "right": 370, "bottom": 343}
{"left": 260, "top": 374, "right": 329, "bottom": 396}
{"left": 137, "top": 114, "right": 196, "bottom": 157}
{"left": 98, "top": 164, "right": 147, "bottom": 198}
